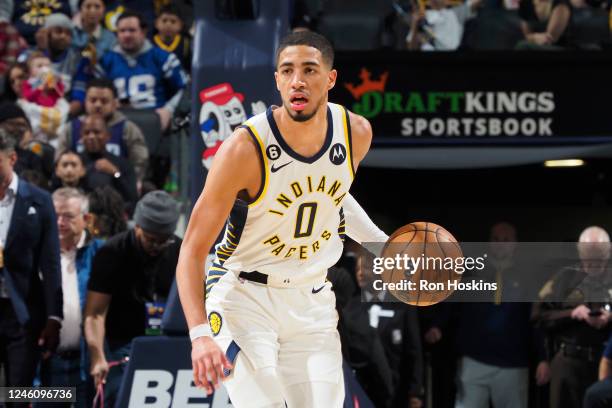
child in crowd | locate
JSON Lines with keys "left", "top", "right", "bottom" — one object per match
{"left": 22, "top": 51, "right": 65, "bottom": 108}
{"left": 153, "top": 5, "right": 192, "bottom": 72}
{"left": 18, "top": 51, "right": 70, "bottom": 145}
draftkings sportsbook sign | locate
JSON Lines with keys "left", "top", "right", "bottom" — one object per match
{"left": 330, "top": 53, "right": 612, "bottom": 145}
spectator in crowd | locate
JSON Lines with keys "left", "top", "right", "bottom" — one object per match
{"left": 2, "top": 62, "right": 28, "bottom": 102}
{"left": 407, "top": 0, "right": 483, "bottom": 50}
{"left": 584, "top": 332, "right": 612, "bottom": 408}
{"left": 12, "top": 0, "right": 72, "bottom": 45}
{"left": 39, "top": 187, "right": 103, "bottom": 407}
{"left": 86, "top": 186, "right": 127, "bottom": 240}
{"left": 78, "top": 114, "right": 138, "bottom": 210}
{"left": 72, "top": 11, "right": 188, "bottom": 132}
{"left": 102, "top": 0, "right": 159, "bottom": 33}
{"left": 18, "top": 51, "right": 69, "bottom": 145}
{"left": 22, "top": 51, "right": 66, "bottom": 108}
{"left": 452, "top": 222, "right": 550, "bottom": 408}
{"left": 534, "top": 226, "right": 612, "bottom": 408}
{"left": 57, "top": 78, "right": 149, "bottom": 183}
{"left": 518, "top": 0, "right": 571, "bottom": 48}
{"left": 72, "top": 0, "right": 116, "bottom": 55}
{"left": 0, "top": 18, "right": 27, "bottom": 79}
{"left": 343, "top": 250, "right": 424, "bottom": 408}
{"left": 20, "top": 168, "right": 50, "bottom": 190}
{"left": 419, "top": 303, "right": 457, "bottom": 408}
{"left": 0, "top": 128, "right": 62, "bottom": 394}
{"left": 0, "top": 102, "right": 48, "bottom": 181}
{"left": 97, "top": 0, "right": 193, "bottom": 33}
{"left": 84, "top": 190, "right": 181, "bottom": 406}
{"left": 51, "top": 150, "right": 88, "bottom": 191}
{"left": 326, "top": 263, "right": 356, "bottom": 358}
{"left": 153, "top": 5, "right": 192, "bottom": 73}
{"left": 32, "top": 13, "right": 82, "bottom": 95}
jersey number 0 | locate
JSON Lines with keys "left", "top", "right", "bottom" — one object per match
{"left": 294, "top": 202, "right": 318, "bottom": 238}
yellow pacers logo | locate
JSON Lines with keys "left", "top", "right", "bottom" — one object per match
{"left": 208, "top": 312, "right": 222, "bottom": 336}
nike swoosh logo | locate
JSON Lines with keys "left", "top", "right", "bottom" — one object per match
{"left": 271, "top": 161, "right": 293, "bottom": 173}
{"left": 312, "top": 284, "right": 326, "bottom": 294}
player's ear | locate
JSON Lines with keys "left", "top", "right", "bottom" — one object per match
{"left": 274, "top": 71, "right": 281, "bottom": 92}
{"left": 327, "top": 69, "right": 337, "bottom": 91}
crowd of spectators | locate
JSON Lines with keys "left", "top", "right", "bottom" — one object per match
{"left": 0, "top": 0, "right": 192, "bottom": 197}
{"left": 294, "top": 0, "right": 612, "bottom": 50}
{"left": 0, "top": 1, "right": 192, "bottom": 406}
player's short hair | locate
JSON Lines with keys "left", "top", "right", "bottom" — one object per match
{"left": 117, "top": 10, "right": 147, "bottom": 31}
{"left": 86, "top": 78, "right": 118, "bottom": 99}
{"left": 276, "top": 31, "right": 334, "bottom": 69}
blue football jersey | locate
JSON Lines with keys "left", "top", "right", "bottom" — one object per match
{"left": 72, "top": 42, "right": 187, "bottom": 109}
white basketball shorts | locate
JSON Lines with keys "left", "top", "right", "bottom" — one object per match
{"left": 205, "top": 271, "right": 344, "bottom": 408}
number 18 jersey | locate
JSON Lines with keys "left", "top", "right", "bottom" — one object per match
{"left": 208, "top": 103, "right": 355, "bottom": 292}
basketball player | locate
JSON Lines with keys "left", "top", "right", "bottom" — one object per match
{"left": 176, "top": 31, "right": 387, "bottom": 407}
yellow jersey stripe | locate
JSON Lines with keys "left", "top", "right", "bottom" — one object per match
{"left": 341, "top": 106, "right": 355, "bottom": 179}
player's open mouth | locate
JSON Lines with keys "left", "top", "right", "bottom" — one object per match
{"left": 290, "top": 94, "right": 309, "bottom": 111}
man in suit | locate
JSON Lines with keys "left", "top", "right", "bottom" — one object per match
{"left": 0, "top": 128, "right": 62, "bottom": 397}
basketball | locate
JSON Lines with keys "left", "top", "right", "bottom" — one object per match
{"left": 381, "top": 222, "right": 463, "bottom": 306}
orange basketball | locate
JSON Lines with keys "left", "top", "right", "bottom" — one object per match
{"left": 380, "top": 222, "right": 463, "bottom": 306}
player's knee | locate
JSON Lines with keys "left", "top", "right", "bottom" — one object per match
{"left": 225, "top": 358, "right": 285, "bottom": 408}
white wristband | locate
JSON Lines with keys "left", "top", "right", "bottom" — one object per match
{"left": 189, "top": 323, "right": 212, "bottom": 341}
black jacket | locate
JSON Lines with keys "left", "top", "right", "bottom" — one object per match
{"left": 80, "top": 150, "right": 138, "bottom": 212}
{"left": 3, "top": 178, "right": 62, "bottom": 329}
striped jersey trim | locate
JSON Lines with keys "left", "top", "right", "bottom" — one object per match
{"left": 241, "top": 124, "right": 269, "bottom": 208}
{"left": 341, "top": 106, "right": 355, "bottom": 179}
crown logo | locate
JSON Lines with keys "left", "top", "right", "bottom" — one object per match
{"left": 344, "top": 68, "right": 389, "bottom": 100}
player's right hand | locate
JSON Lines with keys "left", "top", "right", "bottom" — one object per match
{"left": 191, "top": 336, "right": 233, "bottom": 395}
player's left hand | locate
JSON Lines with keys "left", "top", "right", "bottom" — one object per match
{"left": 191, "top": 336, "right": 233, "bottom": 395}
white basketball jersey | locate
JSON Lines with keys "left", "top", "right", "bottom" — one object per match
{"left": 206, "top": 103, "right": 355, "bottom": 293}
